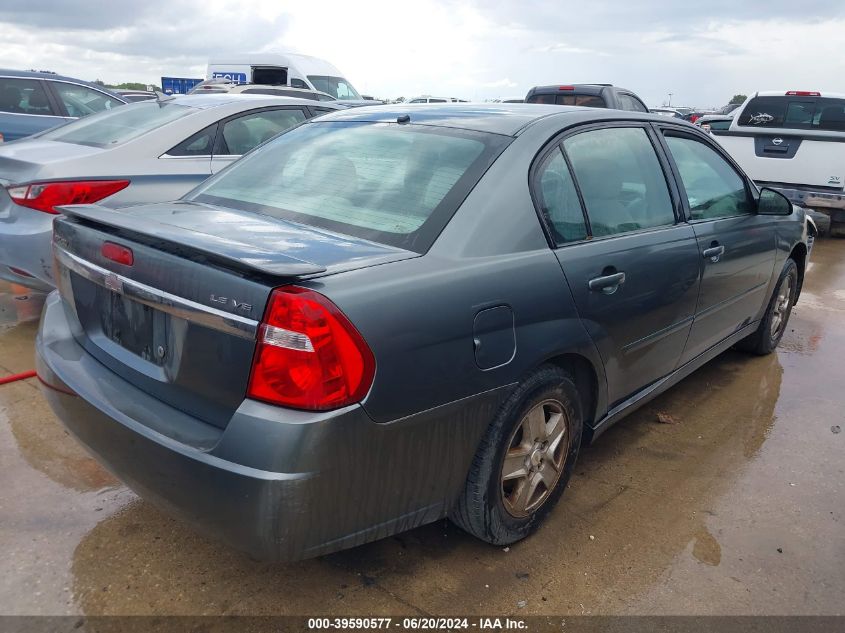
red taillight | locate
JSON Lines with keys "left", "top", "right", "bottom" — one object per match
{"left": 101, "top": 241, "right": 134, "bottom": 266}
{"left": 6, "top": 180, "right": 130, "bottom": 214}
{"left": 558, "top": 85, "right": 575, "bottom": 91}
{"left": 247, "top": 286, "right": 375, "bottom": 411}
{"left": 786, "top": 91, "right": 821, "bottom": 96}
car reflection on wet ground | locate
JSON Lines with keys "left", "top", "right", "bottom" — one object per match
{"left": 0, "top": 241, "right": 842, "bottom": 616}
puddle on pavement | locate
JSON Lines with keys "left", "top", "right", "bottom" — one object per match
{"left": 1, "top": 243, "right": 843, "bottom": 615}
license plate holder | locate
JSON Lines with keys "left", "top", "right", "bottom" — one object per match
{"left": 98, "top": 287, "right": 168, "bottom": 365}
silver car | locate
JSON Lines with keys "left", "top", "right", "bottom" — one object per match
{"left": 0, "top": 93, "right": 339, "bottom": 290}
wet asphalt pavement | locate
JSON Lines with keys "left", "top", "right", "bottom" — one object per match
{"left": 0, "top": 240, "right": 843, "bottom": 617}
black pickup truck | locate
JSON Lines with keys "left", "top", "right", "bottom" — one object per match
{"left": 525, "top": 84, "right": 649, "bottom": 112}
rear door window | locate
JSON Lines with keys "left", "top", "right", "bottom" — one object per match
{"left": 738, "top": 96, "right": 845, "bottom": 131}
{"left": 50, "top": 82, "right": 123, "bottom": 117}
{"left": 618, "top": 93, "right": 648, "bottom": 112}
{"left": 0, "top": 78, "right": 56, "bottom": 116}
{"left": 214, "top": 108, "right": 308, "bottom": 156}
{"left": 563, "top": 127, "right": 675, "bottom": 237}
{"left": 167, "top": 123, "right": 218, "bottom": 157}
{"left": 664, "top": 135, "right": 752, "bottom": 220}
{"left": 534, "top": 148, "right": 588, "bottom": 244}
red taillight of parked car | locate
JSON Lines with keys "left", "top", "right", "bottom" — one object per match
{"left": 786, "top": 91, "right": 821, "bottom": 97}
{"left": 247, "top": 286, "right": 376, "bottom": 411}
{"left": 6, "top": 180, "right": 130, "bottom": 214}
{"left": 101, "top": 241, "right": 134, "bottom": 266}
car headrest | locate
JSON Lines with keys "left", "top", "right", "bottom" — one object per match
{"left": 575, "top": 158, "right": 624, "bottom": 201}
{"left": 28, "top": 90, "right": 50, "bottom": 109}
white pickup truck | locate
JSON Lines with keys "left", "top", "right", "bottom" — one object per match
{"left": 713, "top": 91, "right": 845, "bottom": 235}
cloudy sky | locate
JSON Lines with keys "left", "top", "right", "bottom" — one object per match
{"left": 2, "top": 0, "right": 844, "bottom": 106}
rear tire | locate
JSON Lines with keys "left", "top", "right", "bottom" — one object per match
{"left": 736, "top": 258, "right": 798, "bottom": 355}
{"left": 449, "top": 366, "right": 583, "bottom": 545}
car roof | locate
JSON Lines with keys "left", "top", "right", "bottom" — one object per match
{"left": 311, "top": 103, "right": 683, "bottom": 136}
{"left": 163, "top": 93, "right": 336, "bottom": 110}
{"left": 0, "top": 69, "right": 125, "bottom": 99}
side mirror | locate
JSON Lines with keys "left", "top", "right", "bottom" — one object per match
{"left": 757, "top": 187, "right": 793, "bottom": 216}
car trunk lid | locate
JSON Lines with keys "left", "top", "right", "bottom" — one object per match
{"left": 52, "top": 201, "right": 416, "bottom": 429}
{"left": 0, "top": 139, "right": 106, "bottom": 185}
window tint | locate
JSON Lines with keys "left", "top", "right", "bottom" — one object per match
{"left": 39, "top": 101, "right": 192, "bottom": 147}
{"left": 307, "top": 76, "right": 361, "bottom": 100}
{"left": 0, "top": 78, "right": 55, "bottom": 116}
{"left": 527, "top": 94, "right": 556, "bottom": 105}
{"left": 215, "top": 108, "right": 307, "bottom": 155}
{"left": 563, "top": 127, "right": 675, "bottom": 237}
{"left": 664, "top": 136, "right": 751, "bottom": 220}
{"left": 535, "top": 148, "right": 588, "bottom": 244}
{"left": 618, "top": 93, "right": 648, "bottom": 112}
{"left": 708, "top": 119, "right": 732, "bottom": 131}
{"left": 167, "top": 124, "right": 217, "bottom": 157}
{"left": 51, "top": 82, "right": 122, "bottom": 117}
{"left": 192, "top": 121, "right": 503, "bottom": 252}
{"left": 737, "top": 96, "right": 845, "bottom": 131}
{"left": 557, "top": 94, "right": 606, "bottom": 107}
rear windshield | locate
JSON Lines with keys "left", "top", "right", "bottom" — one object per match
{"left": 190, "top": 121, "right": 509, "bottom": 252}
{"left": 527, "top": 93, "right": 606, "bottom": 107}
{"left": 737, "top": 96, "right": 845, "bottom": 131}
{"left": 38, "top": 101, "right": 193, "bottom": 147}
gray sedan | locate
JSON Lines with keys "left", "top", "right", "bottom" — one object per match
{"left": 37, "top": 104, "right": 809, "bottom": 561}
{"left": 0, "top": 94, "right": 338, "bottom": 291}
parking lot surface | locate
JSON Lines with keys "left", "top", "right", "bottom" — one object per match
{"left": 1, "top": 240, "right": 843, "bottom": 616}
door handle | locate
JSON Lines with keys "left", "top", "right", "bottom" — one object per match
{"left": 588, "top": 271, "right": 626, "bottom": 294}
{"left": 702, "top": 245, "right": 725, "bottom": 261}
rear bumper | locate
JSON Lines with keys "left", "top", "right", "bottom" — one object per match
{"left": 0, "top": 200, "right": 54, "bottom": 290}
{"left": 764, "top": 184, "right": 845, "bottom": 211}
{"left": 36, "top": 292, "right": 504, "bottom": 560}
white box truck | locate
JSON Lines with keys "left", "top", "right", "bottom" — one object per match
{"left": 206, "top": 53, "right": 375, "bottom": 105}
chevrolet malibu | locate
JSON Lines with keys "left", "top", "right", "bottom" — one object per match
{"left": 36, "top": 104, "right": 810, "bottom": 560}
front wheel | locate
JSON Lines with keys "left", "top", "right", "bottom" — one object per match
{"left": 449, "top": 366, "right": 583, "bottom": 545}
{"left": 737, "top": 258, "right": 798, "bottom": 355}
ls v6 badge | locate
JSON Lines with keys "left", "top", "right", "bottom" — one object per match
{"left": 210, "top": 294, "right": 253, "bottom": 314}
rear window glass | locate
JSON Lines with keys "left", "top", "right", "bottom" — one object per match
{"left": 39, "top": 101, "right": 193, "bottom": 147}
{"left": 190, "top": 121, "right": 508, "bottom": 252}
{"left": 527, "top": 93, "right": 606, "bottom": 107}
{"left": 737, "top": 96, "right": 845, "bottom": 131}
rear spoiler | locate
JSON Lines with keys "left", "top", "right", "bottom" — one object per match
{"left": 57, "top": 204, "right": 328, "bottom": 277}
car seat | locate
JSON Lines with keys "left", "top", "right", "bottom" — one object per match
{"left": 223, "top": 119, "right": 254, "bottom": 155}
{"left": 574, "top": 158, "right": 636, "bottom": 236}
{"left": 27, "top": 89, "right": 51, "bottom": 114}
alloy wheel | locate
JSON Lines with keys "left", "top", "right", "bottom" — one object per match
{"left": 501, "top": 399, "right": 570, "bottom": 518}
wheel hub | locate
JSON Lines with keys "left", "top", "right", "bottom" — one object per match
{"left": 500, "top": 399, "right": 570, "bottom": 518}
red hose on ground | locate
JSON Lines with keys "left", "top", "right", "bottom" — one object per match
{"left": 0, "top": 370, "right": 37, "bottom": 386}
